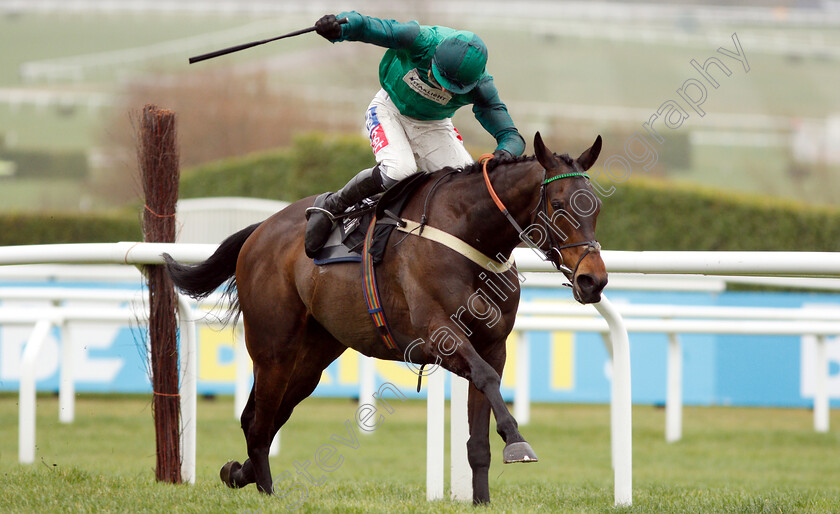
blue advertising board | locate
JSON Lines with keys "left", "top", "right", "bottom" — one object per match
{"left": 1, "top": 282, "right": 839, "bottom": 408}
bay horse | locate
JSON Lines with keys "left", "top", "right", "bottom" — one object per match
{"left": 163, "top": 132, "right": 607, "bottom": 504}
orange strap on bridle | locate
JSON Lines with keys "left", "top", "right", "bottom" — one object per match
{"left": 479, "top": 153, "right": 526, "bottom": 235}
{"left": 479, "top": 153, "right": 507, "bottom": 212}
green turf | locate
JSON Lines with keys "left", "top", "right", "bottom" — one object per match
{"left": 1, "top": 395, "right": 838, "bottom": 512}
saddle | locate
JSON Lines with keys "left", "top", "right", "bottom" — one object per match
{"left": 311, "top": 172, "right": 430, "bottom": 266}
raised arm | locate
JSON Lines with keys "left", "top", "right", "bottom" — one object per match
{"left": 316, "top": 11, "right": 420, "bottom": 49}
{"left": 472, "top": 77, "right": 526, "bottom": 157}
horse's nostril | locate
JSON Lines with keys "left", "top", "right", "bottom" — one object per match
{"left": 575, "top": 273, "right": 607, "bottom": 298}
{"left": 576, "top": 274, "right": 595, "bottom": 292}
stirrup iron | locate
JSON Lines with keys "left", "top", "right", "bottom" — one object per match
{"left": 305, "top": 206, "right": 336, "bottom": 222}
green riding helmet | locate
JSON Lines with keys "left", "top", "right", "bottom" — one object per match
{"left": 430, "top": 31, "right": 488, "bottom": 94}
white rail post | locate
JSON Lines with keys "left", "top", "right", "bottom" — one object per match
{"left": 597, "top": 330, "right": 617, "bottom": 471}
{"left": 19, "top": 319, "right": 54, "bottom": 464}
{"left": 593, "top": 295, "right": 632, "bottom": 507}
{"left": 177, "top": 295, "right": 197, "bottom": 484}
{"left": 514, "top": 332, "right": 531, "bottom": 426}
{"left": 666, "top": 333, "right": 683, "bottom": 442}
{"left": 814, "top": 335, "right": 829, "bottom": 433}
{"left": 450, "top": 374, "right": 471, "bottom": 501}
{"left": 234, "top": 323, "right": 249, "bottom": 419}
{"left": 58, "top": 319, "right": 74, "bottom": 423}
{"left": 269, "top": 431, "right": 281, "bottom": 456}
{"left": 359, "top": 355, "right": 376, "bottom": 410}
{"left": 426, "top": 368, "right": 445, "bottom": 500}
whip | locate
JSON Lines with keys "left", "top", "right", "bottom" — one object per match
{"left": 189, "top": 18, "right": 348, "bottom": 64}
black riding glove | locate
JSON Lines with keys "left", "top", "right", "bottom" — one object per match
{"left": 315, "top": 14, "right": 342, "bottom": 41}
{"left": 493, "top": 149, "right": 514, "bottom": 161}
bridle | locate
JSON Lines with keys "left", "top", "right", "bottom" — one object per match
{"left": 479, "top": 154, "right": 601, "bottom": 292}
{"left": 536, "top": 179, "right": 602, "bottom": 285}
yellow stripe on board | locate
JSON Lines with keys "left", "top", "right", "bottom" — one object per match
{"left": 530, "top": 298, "right": 577, "bottom": 391}
{"left": 375, "top": 360, "right": 422, "bottom": 389}
{"left": 502, "top": 332, "right": 518, "bottom": 388}
{"left": 320, "top": 370, "right": 333, "bottom": 384}
{"left": 551, "top": 332, "right": 574, "bottom": 390}
{"left": 338, "top": 351, "right": 359, "bottom": 384}
{"left": 197, "top": 326, "right": 237, "bottom": 382}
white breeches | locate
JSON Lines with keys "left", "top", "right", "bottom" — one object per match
{"left": 364, "top": 89, "right": 474, "bottom": 183}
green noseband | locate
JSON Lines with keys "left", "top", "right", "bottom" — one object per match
{"left": 543, "top": 172, "right": 589, "bottom": 185}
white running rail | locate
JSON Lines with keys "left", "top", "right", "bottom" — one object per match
{"left": 5, "top": 243, "right": 840, "bottom": 507}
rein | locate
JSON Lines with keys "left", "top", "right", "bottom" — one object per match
{"left": 478, "top": 154, "right": 600, "bottom": 289}
{"left": 479, "top": 155, "right": 527, "bottom": 235}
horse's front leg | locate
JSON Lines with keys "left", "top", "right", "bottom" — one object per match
{"left": 415, "top": 317, "right": 538, "bottom": 502}
{"left": 465, "top": 336, "right": 516, "bottom": 504}
{"left": 454, "top": 337, "right": 537, "bottom": 464}
{"left": 467, "top": 382, "right": 492, "bottom": 504}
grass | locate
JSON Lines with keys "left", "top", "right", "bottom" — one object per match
{"left": 1, "top": 394, "right": 839, "bottom": 512}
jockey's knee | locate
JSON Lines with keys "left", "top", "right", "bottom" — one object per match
{"left": 372, "top": 165, "right": 399, "bottom": 189}
{"left": 377, "top": 162, "right": 416, "bottom": 186}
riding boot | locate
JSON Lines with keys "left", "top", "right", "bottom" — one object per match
{"left": 305, "top": 166, "right": 386, "bottom": 257}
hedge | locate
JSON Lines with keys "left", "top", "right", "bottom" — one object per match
{"left": 179, "top": 133, "right": 375, "bottom": 202}
{"left": 180, "top": 133, "right": 840, "bottom": 252}
{"left": 0, "top": 211, "right": 141, "bottom": 246}
{"left": 3, "top": 133, "right": 839, "bottom": 251}
{"left": 596, "top": 177, "right": 840, "bottom": 251}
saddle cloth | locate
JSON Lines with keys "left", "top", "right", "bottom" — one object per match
{"left": 312, "top": 172, "right": 429, "bottom": 266}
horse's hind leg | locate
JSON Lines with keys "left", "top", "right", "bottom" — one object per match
{"left": 246, "top": 355, "right": 295, "bottom": 493}
{"left": 220, "top": 386, "right": 256, "bottom": 488}
{"left": 267, "top": 323, "right": 346, "bottom": 430}
{"left": 221, "top": 322, "right": 346, "bottom": 493}
{"left": 224, "top": 309, "right": 308, "bottom": 494}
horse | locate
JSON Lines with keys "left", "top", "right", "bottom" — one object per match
{"left": 163, "top": 132, "right": 608, "bottom": 505}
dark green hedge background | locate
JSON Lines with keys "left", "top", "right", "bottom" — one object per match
{"left": 2, "top": 133, "right": 838, "bottom": 251}
{"left": 596, "top": 177, "right": 840, "bottom": 251}
{"left": 0, "top": 212, "right": 141, "bottom": 246}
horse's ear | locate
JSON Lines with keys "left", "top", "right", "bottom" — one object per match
{"left": 534, "top": 132, "right": 557, "bottom": 170}
{"left": 577, "top": 135, "right": 602, "bottom": 171}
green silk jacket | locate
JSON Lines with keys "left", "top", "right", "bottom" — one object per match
{"left": 332, "top": 11, "right": 526, "bottom": 156}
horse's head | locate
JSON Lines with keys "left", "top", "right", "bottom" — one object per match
{"left": 532, "top": 132, "right": 608, "bottom": 304}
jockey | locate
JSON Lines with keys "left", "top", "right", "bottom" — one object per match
{"left": 305, "top": 12, "right": 526, "bottom": 257}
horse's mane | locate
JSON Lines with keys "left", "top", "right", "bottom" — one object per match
{"left": 431, "top": 152, "right": 573, "bottom": 177}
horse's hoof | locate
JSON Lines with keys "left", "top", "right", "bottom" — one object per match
{"left": 220, "top": 460, "right": 242, "bottom": 488}
{"left": 503, "top": 441, "right": 539, "bottom": 463}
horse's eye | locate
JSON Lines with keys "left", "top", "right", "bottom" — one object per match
{"left": 550, "top": 200, "right": 564, "bottom": 211}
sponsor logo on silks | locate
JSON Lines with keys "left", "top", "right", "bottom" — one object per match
{"left": 453, "top": 127, "right": 463, "bottom": 142}
{"left": 403, "top": 68, "right": 452, "bottom": 106}
{"left": 366, "top": 106, "right": 389, "bottom": 154}
{"left": 365, "top": 106, "right": 380, "bottom": 134}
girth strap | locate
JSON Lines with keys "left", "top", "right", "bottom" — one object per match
{"left": 362, "top": 215, "right": 515, "bottom": 354}
{"left": 361, "top": 218, "right": 398, "bottom": 351}
{"left": 396, "top": 219, "right": 515, "bottom": 274}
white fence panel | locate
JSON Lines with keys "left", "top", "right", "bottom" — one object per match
{"left": 4, "top": 244, "right": 840, "bottom": 508}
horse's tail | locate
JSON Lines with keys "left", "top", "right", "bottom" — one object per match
{"left": 162, "top": 222, "right": 261, "bottom": 299}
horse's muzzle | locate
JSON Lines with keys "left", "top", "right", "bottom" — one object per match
{"left": 574, "top": 272, "right": 608, "bottom": 304}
